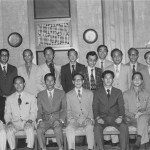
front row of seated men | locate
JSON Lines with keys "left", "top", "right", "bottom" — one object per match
{"left": 0, "top": 70, "right": 150, "bottom": 150}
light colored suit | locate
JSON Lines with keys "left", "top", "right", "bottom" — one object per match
{"left": 4, "top": 91, "right": 37, "bottom": 149}
{"left": 66, "top": 88, "right": 94, "bottom": 150}
{"left": 106, "top": 63, "right": 131, "bottom": 92}
{"left": 18, "top": 63, "right": 39, "bottom": 96}
{"left": 140, "top": 66, "right": 150, "bottom": 93}
{"left": 37, "top": 63, "right": 62, "bottom": 92}
{"left": 96, "top": 59, "right": 113, "bottom": 70}
{"left": 0, "top": 122, "right": 6, "bottom": 150}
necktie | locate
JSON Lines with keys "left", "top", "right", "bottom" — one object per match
{"left": 90, "top": 69, "right": 96, "bottom": 91}
{"left": 49, "top": 91, "right": 53, "bottom": 105}
{"left": 116, "top": 65, "right": 119, "bottom": 78}
{"left": 101, "top": 61, "right": 104, "bottom": 72}
{"left": 78, "top": 89, "right": 82, "bottom": 99}
{"left": 18, "top": 94, "right": 22, "bottom": 106}
{"left": 3, "top": 66, "right": 6, "bottom": 76}
{"left": 133, "top": 65, "right": 136, "bottom": 74}
{"left": 26, "top": 65, "right": 31, "bottom": 77}
{"left": 107, "top": 89, "right": 110, "bottom": 99}
{"left": 72, "top": 65, "right": 75, "bottom": 77}
{"left": 49, "top": 63, "right": 55, "bottom": 75}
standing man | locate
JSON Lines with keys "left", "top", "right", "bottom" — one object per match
{"left": 124, "top": 72, "right": 150, "bottom": 150}
{"left": 93, "top": 70, "right": 129, "bottom": 150}
{"left": 37, "top": 73, "right": 66, "bottom": 150}
{"left": 5, "top": 76, "right": 37, "bottom": 150}
{"left": 126, "top": 48, "right": 146, "bottom": 75}
{"left": 96, "top": 45, "right": 113, "bottom": 72}
{"left": 140, "top": 51, "right": 150, "bottom": 93}
{"left": 61, "top": 48, "right": 85, "bottom": 93}
{"left": 0, "top": 48, "right": 17, "bottom": 123}
{"left": 81, "top": 51, "right": 102, "bottom": 92}
{"left": 18, "top": 49, "right": 39, "bottom": 96}
{"left": 66, "top": 73, "right": 94, "bottom": 150}
{"left": 37, "top": 47, "right": 62, "bottom": 92}
{"left": 106, "top": 48, "right": 131, "bottom": 92}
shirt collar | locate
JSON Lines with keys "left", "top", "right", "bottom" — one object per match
{"left": 47, "top": 89, "right": 54, "bottom": 97}
{"left": 1, "top": 63, "right": 7, "bottom": 70}
{"left": 130, "top": 62, "right": 137, "bottom": 68}
{"left": 114, "top": 64, "right": 121, "bottom": 70}
{"left": 75, "top": 87, "right": 83, "bottom": 94}
{"left": 87, "top": 66, "right": 95, "bottom": 71}
{"left": 104, "top": 87, "right": 112, "bottom": 94}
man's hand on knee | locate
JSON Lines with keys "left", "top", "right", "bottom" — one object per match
{"left": 6, "top": 122, "right": 15, "bottom": 131}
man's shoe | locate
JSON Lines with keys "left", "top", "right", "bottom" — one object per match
{"left": 133, "top": 144, "right": 140, "bottom": 150}
{"left": 104, "top": 140, "right": 111, "bottom": 145}
{"left": 111, "top": 142, "right": 119, "bottom": 147}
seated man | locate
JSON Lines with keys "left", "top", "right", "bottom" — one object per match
{"left": 93, "top": 70, "right": 129, "bottom": 150}
{"left": 66, "top": 73, "right": 94, "bottom": 150}
{"left": 0, "top": 121, "right": 6, "bottom": 150}
{"left": 37, "top": 73, "right": 66, "bottom": 150}
{"left": 4, "top": 76, "right": 37, "bottom": 150}
{"left": 124, "top": 72, "right": 150, "bottom": 150}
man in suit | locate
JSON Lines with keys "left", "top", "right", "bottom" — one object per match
{"left": 81, "top": 51, "right": 103, "bottom": 92}
{"left": 96, "top": 45, "right": 113, "bottom": 71}
{"left": 126, "top": 48, "right": 146, "bottom": 75}
{"left": 124, "top": 72, "right": 150, "bottom": 150}
{"left": 18, "top": 49, "right": 38, "bottom": 96}
{"left": 37, "top": 73, "right": 66, "bottom": 150}
{"left": 37, "top": 47, "right": 62, "bottom": 92}
{"left": 140, "top": 51, "right": 150, "bottom": 93}
{"left": 0, "top": 49, "right": 17, "bottom": 123}
{"left": 61, "top": 48, "right": 85, "bottom": 93}
{"left": 66, "top": 73, "right": 94, "bottom": 150}
{"left": 5, "top": 76, "right": 37, "bottom": 150}
{"left": 93, "top": 70, "right": 129, "bottom": 150}
{"left": 106, "top": 48, "right": 131, "bottom": 92}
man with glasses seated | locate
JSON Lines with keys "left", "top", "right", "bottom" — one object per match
{"left": 4, "top": 76, "right": 37, "bottom": 150}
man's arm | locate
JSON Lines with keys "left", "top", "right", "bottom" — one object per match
{"left": 37, "top": 93, "right": 43, "bottom": 121}
{"left": 87, "top": 92, "right": 94, "bottom": 119}
{"left": 60, "top": 66, "right": 66, "bottom": 92}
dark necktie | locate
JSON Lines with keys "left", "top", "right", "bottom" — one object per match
{"left": 101, "top": 61, "right": 104, "bottom": 72}
{"left": 49, "top": 91, "right": 53, "bottom": 106}
{"left": 107, "top": 89, "right": 110, "bottom": 99}
{"left": 72, "top": 65, "right": 75, "bottom": 77}
{"left": 3, "top": 66, "right": 6, "bottom": 76}
{"left": 133, "top": 65, "right": 136, "bottom": 74}
{"left": 90, "top": 69, "right": 96, "bottom": 91}
{"left": 49, "top": 63, "right": 55, "bottom": 75}
{"left": 18, "top": 94, "right": 22, "bottom": 106}
{"left": 78, "top": 89, "right": 82, "bottom": 99}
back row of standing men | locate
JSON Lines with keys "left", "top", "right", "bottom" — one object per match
{"left": 0, "top": 45, "right": 150, "bottom": 150}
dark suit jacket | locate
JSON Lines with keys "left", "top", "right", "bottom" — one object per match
{"left": 61, "top": 62, "right": 85, "bottom": 93}
{"left": 93, "top": 86, "right": 125, "bottom": 124}
{"left": 81, "top": 67, "right": 103, "bottom": 90}
{"left": 0, "top": 64, "right": 17, "bottom": 96}
{"left": 37, "top": 88, "right": 66, "bottom": 122}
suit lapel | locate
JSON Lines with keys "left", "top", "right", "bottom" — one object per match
{"left": 43, "top": 90, "right": 52, "bottom": 109}
{"left": 67, "top": 63, "right": 72, "bottom": 76}
{"left": 101, "top": 87, "right": 109, "bottom": 105}
{"left": 85, "top": 67, "right": 90, "bottom": 88}
{"left": 108, "top": 87, "right": 116, "bottom": 107}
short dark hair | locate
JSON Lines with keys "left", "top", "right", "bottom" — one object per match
{"left": 72, "top": 72, "right": 84, "bottom": 81}
{"left": 128, "top": 48, "right": 139, "bottom": 55}
{"left": 13, "top": 76, "right": 25, "bottom": 84}
{"left": 111, "top": 48, "right": 123, "bottom": 58}
{"left": 0, "top": 49, "right": 9, "bottom": 57}
{"left": 102, "top": 70, "right": 115, "bottom": 79}
{"left": 144, "top": 51, "right": 150, "bottom": 59}
{"left": 43, "top": 47, "right": 55, "bottom": 55}
{"left": 132, "top": 72, "right": 143, "bottom": 80}
{"left": 97, "top": 45, "right": 108, "bottom": 53}
{"left": 44, "top": 73, "right": 56, "bottom": 82}
{"left": 67, "top": 48, "right": 78, "bottom": 56}
{"left": 86, "top": 51, "right": 98, "bottom": 60}
{"left": 23, "top": 49, "right": 33, "bottom": 56}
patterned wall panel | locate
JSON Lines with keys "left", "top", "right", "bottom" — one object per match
{"left": 35, "top": 19, "right": 71, "bottom": 49}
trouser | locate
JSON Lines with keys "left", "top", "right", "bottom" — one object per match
{"left": 127, "top": 114, "right": 150, "bottom": 144}
{"left": 66, "top": 121, "right": 94, "bottom": 150}
{"left": 0, "top": 96, "right": 6, "bottom": 123}
{"left": 0, "top": 122, "right": 6, "bottom": 150}
{"left": 6, "top": 120, "right": 35, "bottom": 149}
{"left": 37, "top": 120, "right": 63, "bottom": 150}
{"left": 94, "top": 121, "right": 129, "bottom": 150}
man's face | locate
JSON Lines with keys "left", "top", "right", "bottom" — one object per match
{"left": 44, "top": 49, "right": 54, "bottom": 63}
{"left": 112, "top": 51, "right": 122, "bottom": 65}
{"left": 133, "top": 74, "right": 143, "bottom": 87}
{"left": 97, "top": 47, "right": 108, "bottom": 60}
{"left": 145, "top": 53, "right": 150, "bottom": 65}
{"left": 14, "top": 78, "right": 25, "bottom": 93}
{"left": 73, "top": 75, "right": 84, "bottom": 89}
{"left": 0, "top": 51, "right": 9, "bottom": 64}
{"left": 103, "top": 73, "right": 113, "bottom": 87}
{"left": 68, "top": 51, "right": 78, "bottom": 63}
{"left": 87, "top": 55, "right": 97, "bottom": 68}
{"left": 45, "top": 76, "right": 55, "bottom": 90}
{"left": 128, "top": 50, "right": 139, "bottom": 64}
{"left": 23, "top": 51, "right": 33, "bottom": 64}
